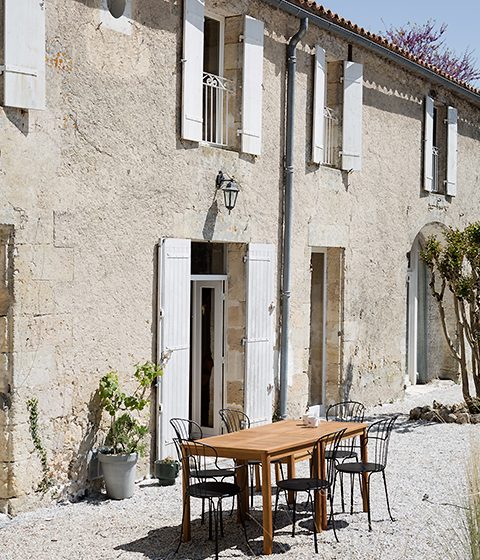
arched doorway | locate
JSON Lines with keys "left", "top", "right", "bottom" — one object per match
{"left": 407, "top": 223, "right": 458, "bottom": 385}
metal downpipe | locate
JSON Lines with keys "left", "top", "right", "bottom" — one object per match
{"left": 279, "top": 17, "right": 308, "bottom": 420}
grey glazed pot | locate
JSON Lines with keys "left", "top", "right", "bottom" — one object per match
{"left": 98, "top": 452, "right": 137, "bottom": 499}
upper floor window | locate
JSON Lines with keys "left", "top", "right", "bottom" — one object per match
{"left": 312, "top": 47, "right": 363, "bottom": 171}
{"left": 424, "top": 95, "right": 457, "bottom": 196}
{"left": 181, "top": 0, "right": 264, "bottom": 156}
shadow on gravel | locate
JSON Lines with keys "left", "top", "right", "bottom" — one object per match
{"left": 363, "top": 413, "right": 446, "bottom": 434}
{"left": 116, "top": 510, "right": 293, "bottom": 559}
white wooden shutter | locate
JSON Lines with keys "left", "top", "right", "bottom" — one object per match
{"left": 446, "top": 106, "right": 458, "bottom": 197}
{"left": 181, "top": 0, "right": 204, "bottom": 142}
{"left": 244, "top": 243, "right": 276, "bottom": 426}
{"left": 341, "top": 61, "right": 363, "bottom": 171}
{"left": 157, "top": 238, "right": 191, "bottom": 458}
{"left": 423, "top": 95, "right": 434, "bottom": 192}
{"left": 241, "top": 16, "right": 264, "bottom": 156}
{"left": 312, "top": 46, "right": 326, "bottom": 164}
{"left": 3, "top": 0, "right": 46, "bottom": 110}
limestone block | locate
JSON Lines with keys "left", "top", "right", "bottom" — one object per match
{"left": 16, "top": 245, "right": 74, "bottom": 282}
{"left": 12, "top": 349, "right": 56, "bottom": 390}
{"left": 14, "top": 313, "right": 73, "bottom": 352}
{"left": 0, "top": 462, "right": 14, "bottom": 499}
{"left": 15, "top": 280, "right": 55, "bottom": 317}
{"left": 15, "top": 212, "right": 54, "bottom": 246}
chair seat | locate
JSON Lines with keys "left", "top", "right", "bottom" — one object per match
{"left": 188, "top": 481, "right": 241, "bottom": 499}
{"left": 335, "top": 461, "right": 384, "bottom": 474}
{"left": 325, "top": 449, "right": 358, "bottom": 460}
{"left": 194, "top": 468, "right": 235, "bottom": 479}
{"left": 277, "top": 477, "right": 329, "bottom": 492}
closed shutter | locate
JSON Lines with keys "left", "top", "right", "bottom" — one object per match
{"left": 312, "top": 46, "right": 326, "bottom": 164}
{"left": 446, "top": 106, "right": 458, "bottom": 197}
{"left": 181, "top": 0, "right": 204, "bottom": 142}
{"left": 341, "top": 61, "right": 363, "bottom": 171}
{"left": 157, "top": 238, "right": 191, "bottom": 458}
{"left": 423, "top": 96, "right": 434, "bottom": 192}
{"left": 244, "top": 243, "right": 276, "bottom": 426}
{"left": 3, "top": 0, "right": 46, "bottom": 110}
{"left": 241, "top": 16, "right": 264, "bottom": 156}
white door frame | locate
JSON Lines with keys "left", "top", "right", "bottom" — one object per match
{"left": 191, "top": 278, "right": 226, "bottom": 436}
{"left": 407, "top": 243, "right": 419, "bottom": 386}
{"left": 309, "top": 248, "right": 328, "bottom": 417}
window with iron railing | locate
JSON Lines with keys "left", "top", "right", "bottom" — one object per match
{"left": 322, "top": 106, "right": 340, "bottom": 167}
{"left": 202, "top": 72, "right": 234, "bottom": 146}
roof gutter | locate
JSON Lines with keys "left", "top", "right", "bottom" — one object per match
{"left": 263, "top": 0, "right": 480, "bottom": 107}
{"left": 279, "top": 17, "right": 309, "bottom": 420}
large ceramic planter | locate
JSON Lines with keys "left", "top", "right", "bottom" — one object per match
{"left": 98, "top": 452, "right": 137, "bottom": 499}
{"left": 155, "top": 461, "right": 180, "bottom": 486}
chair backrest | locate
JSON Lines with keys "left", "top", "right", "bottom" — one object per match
{"left": 366, "top": 416, "right": 398, "bottom": 468}
{"left": 311, "top": 428, "right": 347, "bottom": 486}
{"left": 170, "top": 417, "right": 203, "bottom": 443}
{"left": 219, "top": 408, "right": 251, "bottom": 433}
{"left": 182, "top": 440, "right": 220, "bottom": 483}
{"left": 326, "top": 401, "right": 366, "bottom": 423}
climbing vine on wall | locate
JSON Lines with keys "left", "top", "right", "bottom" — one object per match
{"left": 26, "top": 397, "right": 53, "bottom": 493}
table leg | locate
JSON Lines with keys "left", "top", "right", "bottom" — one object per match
{"left": 261, "top": 455, "right": 273, "bottom": 555}
{"left": 287, "top": 454, "right": 296, "bottom": 505}
{"left": 182, "top": 454, "right": 191, "bottom": 542}
{"left": 360, "top": 428, "right": 369, "bottom": 512}
{"left": 236, "top": 460, "right": 249, "bottom": 522}
{"left": 255, "top": 463, "right": 261, "bottom": 492}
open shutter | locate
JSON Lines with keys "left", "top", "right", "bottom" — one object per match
{"left": 181, "top": 0, "right": 204, "bottom": 142}
{"left": 3, "top": 0, "right": 46, "bottom": 110}
{"left": 244, "top": 243, "right": 276, "bottom": 426}
{"left": 157, "top": 238, "right": 191, "bottom": 458}
{"left": 341, "top": 61, "right": 363, "bottom": 171}
{"left": 423, "top": 95, "right": 434, "bottom": 192}
{"left": 241, "top": 16, "right": 264, "bottom": 156}
{"left": 312, "top": 46, "right": 326, "bottom": 164}
{"left": 446, "top": 106, "right": 458, "bottom": 197}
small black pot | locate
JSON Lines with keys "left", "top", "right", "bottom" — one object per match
{"left": 155, "top": 461, "right": 180, "bottom": 486}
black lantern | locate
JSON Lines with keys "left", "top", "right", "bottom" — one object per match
{"left": 216, "top": 171, "right": 239, "bottom": 214}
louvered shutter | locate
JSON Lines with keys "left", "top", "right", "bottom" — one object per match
{"left": 341, "top": 61, "right": 363, "bottom": 171}
{"left": 446, "top": 106, "right": 458, "bottom": 197}
{"left": 312, "top": 46, "right": 326, "bottom": 164}
{"left": 181, "top": 0, "right": 204, "bottom": 142}
{"left": 157, "top": 238, "right": 191, "bottom": 458}
{"left": 244, "top": 243, "right": 276, "bottom": 426}
{"left": 423, "top": 96, "right": 434, "bottom": 192}
{"left": 241, "top": 16, "right": 264, "bottom": 156}
{"left": 3, "top": 0, "right": 46, "bottom": 110}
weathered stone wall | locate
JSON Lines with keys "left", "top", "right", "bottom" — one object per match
{"left": 0, "top": 0, "right": 478, "bottom": 512}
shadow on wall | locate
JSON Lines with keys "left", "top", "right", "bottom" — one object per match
{"left": 342, "top": 358, "right": 354, "bottom": 402}
{"left": 68, "top": 388, "right": 103, "bottom": 490}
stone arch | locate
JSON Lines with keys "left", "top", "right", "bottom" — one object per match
{"left": 407, "top": 222, "right": 458, "bottom": 385}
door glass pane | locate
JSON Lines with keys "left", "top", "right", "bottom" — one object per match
{"left": 204, "top": 17, "right": 220, "bottom": 76}
{"left": 201, "top": 288, "right": 215, "bottom": 428}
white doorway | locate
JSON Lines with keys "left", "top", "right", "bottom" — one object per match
{"left": 191, "top": 277, "right": 226, "bottom": 436}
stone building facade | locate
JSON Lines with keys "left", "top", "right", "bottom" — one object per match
{"left": 0, "top": 0, "right": 479, "bottom": 512}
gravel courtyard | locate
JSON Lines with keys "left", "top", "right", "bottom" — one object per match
{"left": 1, "top": 381, "right": 475, "bottom": 560}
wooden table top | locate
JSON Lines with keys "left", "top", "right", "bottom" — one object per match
{"left": 193, "top": 419, "right": 368, "bottom": 460}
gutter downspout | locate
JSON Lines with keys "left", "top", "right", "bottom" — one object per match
{"left": 279, "top": 17, "right": 308, "bottom": 420}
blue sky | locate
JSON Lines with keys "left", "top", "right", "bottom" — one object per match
{"left": 320, "top": 1, "right": 479, "bottom": 85}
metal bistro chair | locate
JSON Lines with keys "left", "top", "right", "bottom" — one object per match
{"left": 274, "top": 428, "right": 347, "bottom": 551}
{"left": 170, "top": 418, "right": 236, "bottom": 524}
{"left": 335, "top": 415, "right": 398, "bottom": 531}
{"left": 325, "top": 401, "right": 366, "bottom": 512}
{"left": 219, "top": 409, "right": 266, "bottom": 508}
{"left": 177, "top": 440, "right": 248, "bottom": 560}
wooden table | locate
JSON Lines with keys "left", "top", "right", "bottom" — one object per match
{"left": 182, "top": 419, "right": 368, "bottom": 555}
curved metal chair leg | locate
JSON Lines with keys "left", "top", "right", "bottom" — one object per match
{"left": 366, "top": 474, "right": 372, "bottom": 531}
{"left": 291, "top": 493, "right": 297, "bottom": 537}
{"left": 209, "top": 498, "right": 213, "bottom": 540}
{"left": 201, "top": 498, "right": 205, "bottom": 525}
{"left": 350, "top": 473, "right": 355, "bottom": 514}
{"left": 310, "top": 491, "right": 318, "bottom": 554}
{"left": 212, "top": 499, "right": 219, "bottom": 560}
{"left": 382, "top": 470, "right": 395, "bottom": 522}
{"left": 219, "top": 498, "right": 224, "bottom": 537}
{"left": 339, "top": 469, "right": 345, "bottom": 513}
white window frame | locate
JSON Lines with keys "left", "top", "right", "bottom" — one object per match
{"left": 204, "top": 12, "right": 225, "bottom": 79}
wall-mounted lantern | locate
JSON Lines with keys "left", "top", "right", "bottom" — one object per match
{"left": 216, "top": 171, "right": 239, "bottom": 214}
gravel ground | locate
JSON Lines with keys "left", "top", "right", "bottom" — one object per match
{"left": 1, "top": 380, "right": 475, "bottom": 560}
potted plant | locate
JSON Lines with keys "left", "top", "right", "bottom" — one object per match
{"left": 155, "top": 456, "right": 180, "bottom": 486}
{"left": 97, "top": 361, "right": 165, "bottom": 500}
